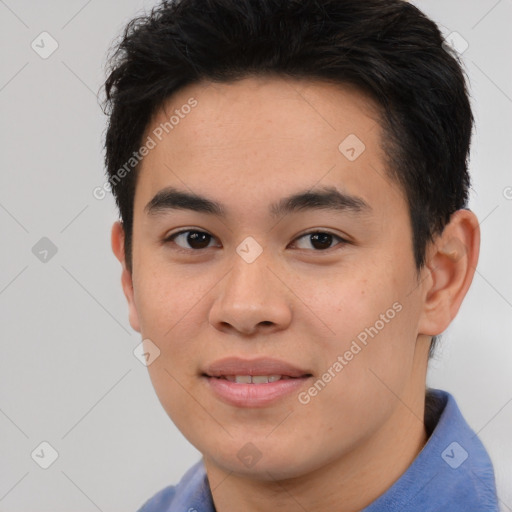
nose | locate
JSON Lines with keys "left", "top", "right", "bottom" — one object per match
{"left": 208, "top": 248, "right": 293, "bottom": 336}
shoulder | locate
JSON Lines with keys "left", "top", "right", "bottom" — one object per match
{"left": 434, "top": 389, "right": 500, "bottom": 510}
{"left": 418, "top": 388, "right": 500, "bottom": 510}
{"left": 136, "top": 459, "right": 208, "bottom": 512}
{"left": 137, "top": 485, "right": 176, "bottom": 512}
{"left": 364, "top": 388, "right": 500, "bottom": 511}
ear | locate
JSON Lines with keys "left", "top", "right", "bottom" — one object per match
{"left": 111, "top": 221, "right": 141, "bottom": 333}
{"left": 418, "top": 209, "right": 480, "bottom": 336}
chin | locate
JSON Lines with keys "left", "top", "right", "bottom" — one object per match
{"left": 213, "top": 455, "right": 310, "bottom": 481}
{"left": 202, "top": 438, "right": 326, "bottom": 481}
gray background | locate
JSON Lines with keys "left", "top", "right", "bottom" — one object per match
{"left": 0, "top": 0, "right": 511, "bottom": 510}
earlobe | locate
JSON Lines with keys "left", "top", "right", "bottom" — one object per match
{"left": 418, "top": 209, "right": 480, "bottom": 336}
{"left": 111, "top": 221, "right": 141, "bottom": 333}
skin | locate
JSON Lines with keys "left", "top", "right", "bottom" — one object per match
{"left": 111, "top": 76, "right": 480, "bottom": 512}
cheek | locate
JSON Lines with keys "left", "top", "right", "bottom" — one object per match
{"left": 316, "top": 269, "right": 418, "bottom": 391}
{"left": 145, "top": 359, "right": 205, "bottom": 449}
{"left": 133, "top": 263, "right": 213, "bottom": 397}
{"left": 337, "top": 301, "right": 420, "bottom": 419}
{"left": 298, "top": 310, "right": 418, "bottom": 454}
{"left": 132, "top": 259, "right": 204, "bottom": 337}
{"left": 313, "top": 273, "right": 393, "bottom": 346}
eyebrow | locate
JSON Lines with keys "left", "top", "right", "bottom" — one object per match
{"left": 144, "top": 185, "right": 371, "bottom": 219}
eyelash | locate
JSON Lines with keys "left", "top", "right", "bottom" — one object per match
{"left": 162, "top": 229, "right": 349, "bottom": 253}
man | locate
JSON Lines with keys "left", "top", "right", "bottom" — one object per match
{"left": 103, "top": 0, "right": 500, "bottom": 510}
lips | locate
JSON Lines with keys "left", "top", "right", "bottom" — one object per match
{"left": 202, "top": 357, "right": 313, "bottom": 407}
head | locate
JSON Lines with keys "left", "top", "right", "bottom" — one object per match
{"left": 105, "top": 0, "right": 479, "bottom": 482}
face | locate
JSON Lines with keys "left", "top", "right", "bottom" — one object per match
{"left": 115, "top": 76, "right": 432, "bottom": 480}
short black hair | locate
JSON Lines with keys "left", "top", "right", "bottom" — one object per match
{"left": 103, "top": 0, "right": 474, "bottom": 356}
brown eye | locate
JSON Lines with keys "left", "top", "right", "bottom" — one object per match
{"left": 293, "top": 231, "right": 346, "bottom": 251}
{"left": 166, "top": 230, "right": 216, "bottom": 250}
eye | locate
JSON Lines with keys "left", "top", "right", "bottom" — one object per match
{"left": 163, "top": 229, "right": 348, "bottom": 253}
{"left": 164, "top": 229, "right": 219, "bottom": 251}
{"left": 291, "top": 231, "right": 347, "bottom": 251}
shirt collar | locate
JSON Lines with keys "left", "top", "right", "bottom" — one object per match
{"left": 363, "top": 388, "right": 499, "bottom": 510}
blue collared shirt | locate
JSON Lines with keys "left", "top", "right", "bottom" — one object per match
{"left": 137, "top": 389, "right": 499, "bottom": 511}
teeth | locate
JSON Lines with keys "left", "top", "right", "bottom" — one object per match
{"left": 224, "top": 375, "right": 284, "bottom": 384}
{"left": 234, "top": 375, "right": 252, "bottom": 384}
{"left": 252, "top": 375, "right": 270, "bottom": 384}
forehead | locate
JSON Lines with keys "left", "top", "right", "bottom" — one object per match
{"left": 144, "top": 76, "right": 382, "bottom": 161}
{"left": 135, "top": 76, "right": 404, "bottom": 219}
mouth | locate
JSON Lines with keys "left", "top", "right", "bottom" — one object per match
{"left": 210, "top": 375, "right": 302, "bottom": 384}
{"left": 201, "top": 357, "right": 313, "bottom": 407}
